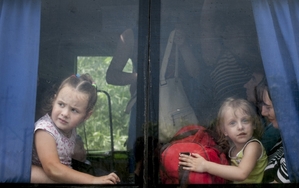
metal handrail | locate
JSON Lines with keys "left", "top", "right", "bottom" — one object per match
{"left": 97, "top": 89, "right": 114, "bottom": 170}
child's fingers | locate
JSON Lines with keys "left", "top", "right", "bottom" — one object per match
{"left": 179, "top": 161, "right": 188, "bottom": 167}
{"left": 110, "top": 172, "right": 120, "bottom": 181}
{"left": 191, "top": 153, "right": 202, "bottom": 158}
{"left": 179, "top": 155, "right": 188, "bottom": 161}
{"left": 107, "top": 173, "right": 120, "bottom": 184}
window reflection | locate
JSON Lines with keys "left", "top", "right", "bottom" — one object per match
{"left": 37, "top": 0, "right": 140, "bottom": 184}
{"left": 159, "top": 0, "right": 265, "bottom": 185}
{"left": 160, "top": 0, "right": 262, "bottom": 131}
{"left": 36, "top": 0, "right": 265, "bottom": 185}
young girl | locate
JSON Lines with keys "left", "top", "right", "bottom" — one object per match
{"left": 31, "top": 74, "right": 120, "bottom": 184}
{"left": 179, "top": 98, "right": 267, "bottom": 183}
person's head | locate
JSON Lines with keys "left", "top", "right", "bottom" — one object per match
{"left": 215, "top": 98, "right": 263, "bottom": 146}
{"left": 256, "top": 79, "right": 278, "bottom": 129}
{"left": 244, "top": 70, "right": 265, "bottom": 103}
{"left": 50, "top": 74, "right": 97, "bottom": 134}
{"left": 73, "top": 135, "right": 87, "bottom": 162}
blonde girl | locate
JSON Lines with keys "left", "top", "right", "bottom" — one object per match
{"left": 179, "top": 98, "right": 267, "bottom": 183}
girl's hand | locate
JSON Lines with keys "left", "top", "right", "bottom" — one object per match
{"left": 93, "top": 172, "right": 120, "bottom": 184}
{"left": 179, "top": 153, "right": 207, "bottom": 173}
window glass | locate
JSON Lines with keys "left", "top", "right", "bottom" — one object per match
{"left": 158, "top": 0, "right": 264, "bottom": 185}
{"left": 159, "top": 0, "right": 261, "bottom": 135}
{"left": 36, "top": 0, "right": 265, "bottom": 186}
{"left": 37, "top": 0, "right": 140, "bottom": 184}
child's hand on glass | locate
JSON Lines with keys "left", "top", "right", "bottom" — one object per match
{"left": 179, "top": 153, "right": 207, "bottom": 173}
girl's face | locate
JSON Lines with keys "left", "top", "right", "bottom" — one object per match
{"left": 222, "top": 107, "right": 255, "bottom": 148}
{"left": 261, "top": 90, "right": 278, "bottom": 128}
{"left": 51, "top": 85, "right": 91, "bottom": 136}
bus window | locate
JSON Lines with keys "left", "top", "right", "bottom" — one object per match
{"left": 158, "top": 0, "right": 266, "bottom": 185}
{"left": 36, "top": 0, "right": 140, "bottom": 184}
{"left": 1, "top": 0, "right": 298, "bottom": 185}
{"left": 159, "top": 0, "right": 262, "bottom": 138}
{"left": 36, "top": 0, "right": 264, "bottom": 185}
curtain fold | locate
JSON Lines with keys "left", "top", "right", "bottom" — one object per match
{"left": 0, "top": 0, "right": 41, "bottom": 182}
{"left": 251, "top": 0, "right": 299, "bottom": 182}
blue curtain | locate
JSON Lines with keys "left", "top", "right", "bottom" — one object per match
{"left": 0, "top": 0, "right": 41, "bottom": 182}
{"left": 252, "top": 0, "right": 299, "bottom": 182}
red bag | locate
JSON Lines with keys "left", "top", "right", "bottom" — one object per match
{"left": 160, "top": 125, "right": 229, "bottom": 185}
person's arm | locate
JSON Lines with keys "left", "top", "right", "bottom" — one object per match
{"left": 34, "top": 130, "right": 120, "bottom": 184}
{"left": 31, "top": 165, "right": 57, "bottom": 183}
{"left": 179, "top": 141, "right": 262, "bottom": 182}
{"left": 106, "top": 28, "right": 137, "bottom": 86}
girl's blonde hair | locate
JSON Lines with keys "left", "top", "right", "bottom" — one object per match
{"left": 212, "top": 98, "right": 263, "bottom": 152}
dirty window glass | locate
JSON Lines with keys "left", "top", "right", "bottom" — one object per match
{"left": 158, "top": 0, "right": 265, "bottom": 185}
{"left": 36, "top": 0, "right": 265, "bottom": 186}
{"left": 37, "top": 0, "right": 140, "bottom": 184}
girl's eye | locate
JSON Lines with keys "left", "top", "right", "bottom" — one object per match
{"left": 58, "top": 102, "right": 64, "bottom": 107}
{"left": 242, "top": 118, "right": 249, "bottom": 123}
{"left": 229, "top": 121, "right": 236, "bottom": 126}
{"left": 72, "top": 108, "right": 79, "bottom": 113}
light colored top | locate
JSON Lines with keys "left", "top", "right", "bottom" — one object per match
{"left": 229, "top": 138, "right": 268, "bottom": 183}
{"left": 32, "top": 114, "right": 76, "bottom": 167}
